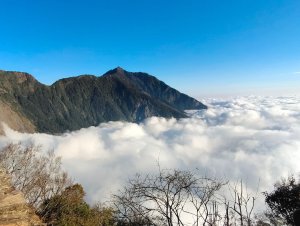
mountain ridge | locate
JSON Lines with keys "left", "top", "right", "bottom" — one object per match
{"left": 0, "top": 68, "right": 207, "bottom": 134}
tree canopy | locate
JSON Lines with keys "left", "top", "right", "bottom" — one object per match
{"left": 264, "top": 175, "right": 300, "bottom": 225}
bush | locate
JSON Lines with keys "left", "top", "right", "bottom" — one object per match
{"left": 39, "top": 184, "right": 115, "bottom": 225}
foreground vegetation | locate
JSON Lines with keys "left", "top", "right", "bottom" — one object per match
{"left": 0, "top": 143, "right": 299, "bottom": 225}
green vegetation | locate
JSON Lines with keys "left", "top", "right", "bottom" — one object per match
{"left": 39, "top": 184, "right": 115, "bottom": 226}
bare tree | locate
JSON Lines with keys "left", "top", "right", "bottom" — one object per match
{"left": 187, "top": 176, "right": 224, "bottom": 226}
{"left": 223, "top": 180, "right": 257, "bottom": 226}
{"left": 113, "top": 168, "right": 225, "bottom": 226}
{"left": 0, "top": 143, "right": 72, "bottom": 209}
{"left": 113, "top": 166, "right": 260, "bottom": 226}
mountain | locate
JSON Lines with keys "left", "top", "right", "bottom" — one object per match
{"left": 0, "top": 67, "right": 207, "bottom": 134}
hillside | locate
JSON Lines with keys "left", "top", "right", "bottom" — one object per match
{"left": 0, "top": 169, "right": 42, "bottom": 226}
{"left": 0, "top": 68, "right": 206, "bottom": 134}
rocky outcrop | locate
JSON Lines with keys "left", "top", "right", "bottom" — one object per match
{"left": 0, "top": 169, "right": 43, "bottom": 226}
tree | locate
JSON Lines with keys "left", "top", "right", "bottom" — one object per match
{"left": 264, "top": 175, "right": 300, "bottom": 225}
{"left": 224, "top": 180, "right": 257, "bottom": 226}
{"left": 92, "top": 203, "right": 116, "bottom": 226}
{"left": 113, "top": 167, "right": 261, "bottom": 226}
{"left": 186, "top": 176, "right": 224, "bottom": 226}
{"left": 113, "top": 168, "right": 225, "bottom": 226}
{"left": 40, "top": 184, "right": 91, "bottom": 225}
{"left": 0, "top": 143, "right": 72, "bottom": 208}
{"left": 39, "top": 184, "right": 116, "bottom": 226}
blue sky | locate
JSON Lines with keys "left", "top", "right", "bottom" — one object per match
{"left": 0, "top": 0, "right": 299, "bottom": 97}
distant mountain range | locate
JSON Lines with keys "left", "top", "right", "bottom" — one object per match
{"left": 0, "top": 67, "right": 206, "bottom": 134}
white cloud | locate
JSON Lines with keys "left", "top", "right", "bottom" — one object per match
{"left": 1, "top": 95, "right": 300, "bottom": 212}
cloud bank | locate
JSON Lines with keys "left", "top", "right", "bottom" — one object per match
{"left": 1, "top": 96, "right": 300, "bottom": 211}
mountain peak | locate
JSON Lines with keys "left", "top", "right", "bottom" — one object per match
{"left": 103, "top": 66, "right": 127, "bottom": 77}
{"left": 113, "top": 66, "right": 126, "bottom": 74}
{"left": 116, "top": 66, "right": 125, "bottom": 72}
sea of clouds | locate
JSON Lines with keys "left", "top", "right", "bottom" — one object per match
{"left": 1, "top": 95, "right": 300, "bottom": 212}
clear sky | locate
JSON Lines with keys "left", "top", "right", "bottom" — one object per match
{"left": 0, "top": 0, "right": 299, "bottom": 97}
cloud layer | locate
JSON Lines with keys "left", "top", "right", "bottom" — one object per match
{"left": 1, "top": 95, "right": 300, "bottom": 211}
